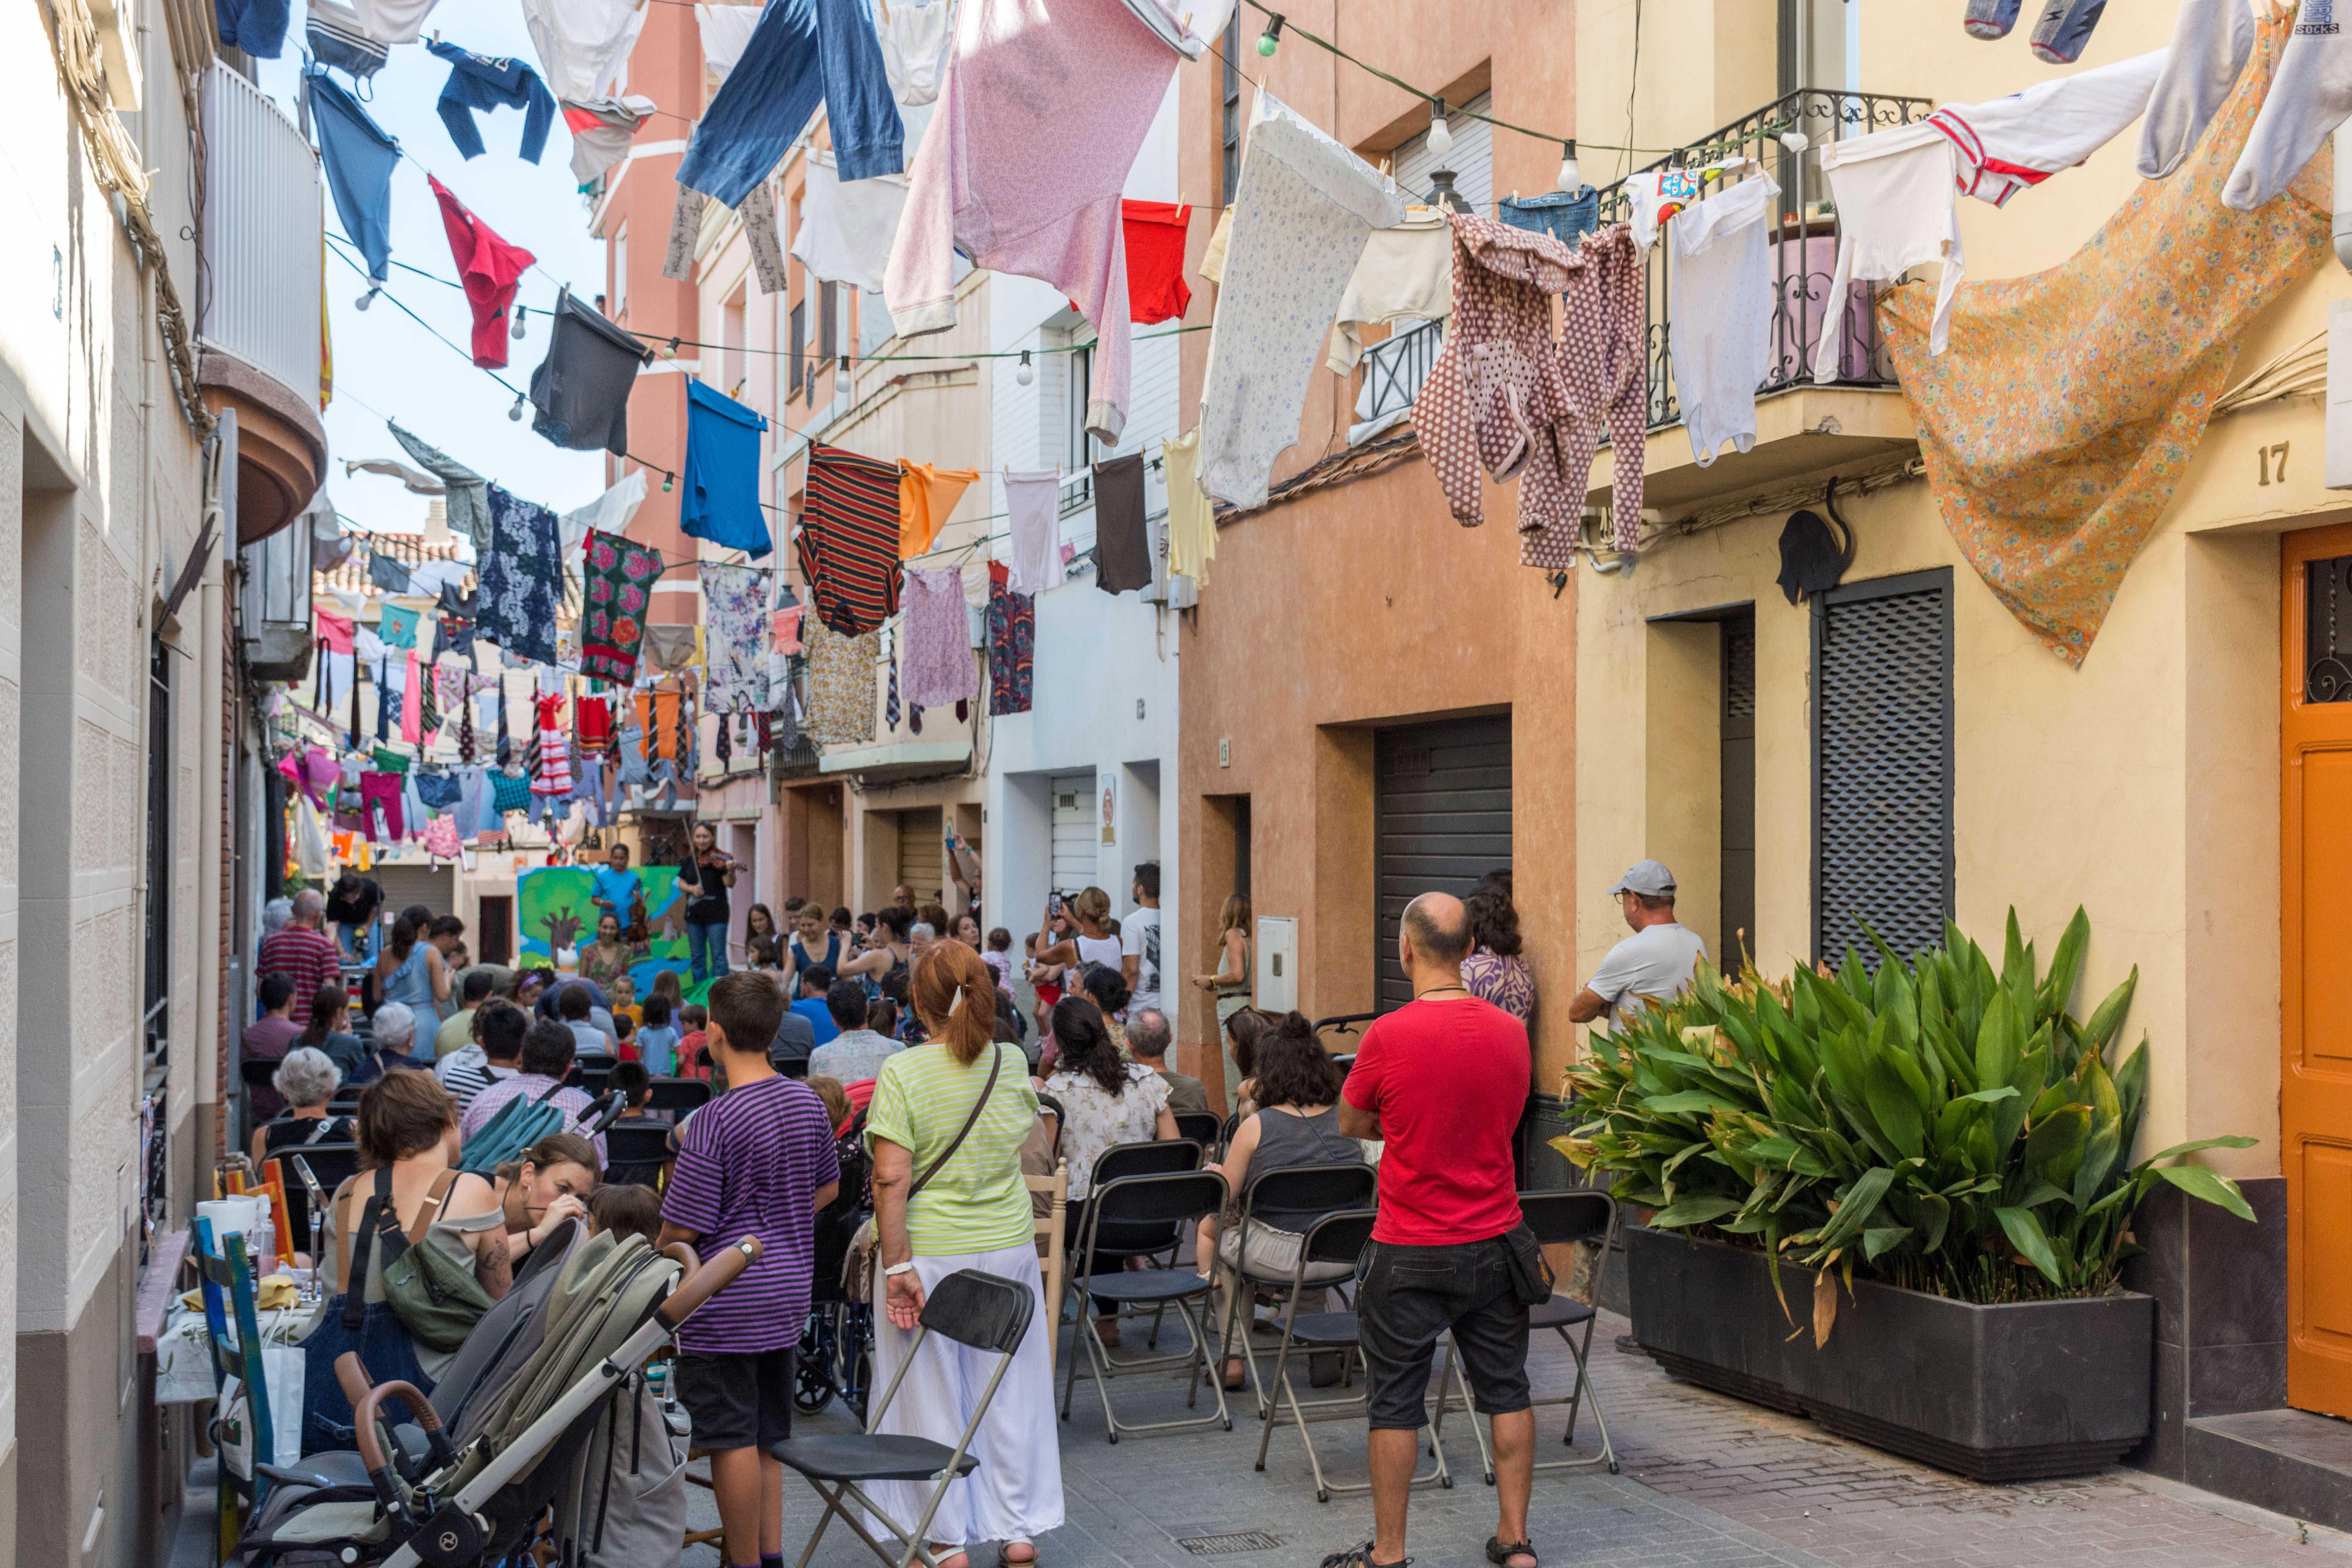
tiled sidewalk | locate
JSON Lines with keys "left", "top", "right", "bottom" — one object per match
{"left": 677, "top": 1304, "right": 2352, "bottom": 1567}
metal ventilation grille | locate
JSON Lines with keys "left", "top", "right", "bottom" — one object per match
{"left": 2306, "top": 553, "right": 2352, "bottom": 702}
{"left": 1176, "top": 1532, "right": 1285, "bottom": 1556}
{"left": 1723, "top": 619, "right": 1757, "bottom": 721}
{"left": 1815, "top": 577, "right": 1952, "bottom": 964}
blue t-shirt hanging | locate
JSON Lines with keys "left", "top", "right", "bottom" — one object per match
{"left": 682, "top": 381, "right": 773, "bottom": 557}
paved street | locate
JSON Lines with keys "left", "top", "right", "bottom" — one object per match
{"left": 692, "top": 1308, "right": 2352, "bottom": 1568}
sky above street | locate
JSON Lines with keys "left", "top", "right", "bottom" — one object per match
{"left": 251, "top": 14, "right": 617, "bottom": 541}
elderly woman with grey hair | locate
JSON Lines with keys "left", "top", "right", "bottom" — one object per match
{"left": 249, "top": 1047, "right": 354, "bottom": 1167}
{"left": 347, "top": 1001, "right": 435, "bottom": 1088}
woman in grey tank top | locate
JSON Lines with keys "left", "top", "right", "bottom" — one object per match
{"left": 1199, "top": 1012, "right": 1366, "bottom": 1388}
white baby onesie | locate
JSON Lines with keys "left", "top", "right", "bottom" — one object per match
{"left": 1812, "top": 121, "right": 1965, "bottom": 381}
{"left": 1198, "top": 90, "right": 1405, "bottom": 510}
{"left": 1668, "top": 176, "right": 1777, "bottom": 467}
{"left": 2139, "top": 0, "right": 2255, "bottom": 178}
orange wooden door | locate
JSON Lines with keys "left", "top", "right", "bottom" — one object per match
{"left": 2284, "top": 524, "right": 2352, "bottom": 1417}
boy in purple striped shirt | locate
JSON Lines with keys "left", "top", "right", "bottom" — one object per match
{"left": 660, "top": 972, "right": 840, "bottom": 1568}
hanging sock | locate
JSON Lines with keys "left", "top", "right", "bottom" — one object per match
{"left": 1964, "top": 0, "right": 2023, "bottom": 38}
{"left": 908, "top": 702, "right": 923, "bottom": 735}
{"left": 2029, "top": 0, "right": 2110, "bottom": 65}
{"left": 663, "top": 185, "right": 707, "bottom": 281}
{"left": 682, "top": 382, "right": 773, "bottom": 556}
{"left": 528, "top": 289, "right": 650, "bottom": 457}
{"left": 798, "top": 445, "right": 902, "bottom": 634}
{"left": 427, "top": 176, "right": 536, "bottom": 369}
{"left": 2138, "top": 0, "right": 2256, "bottom": 181}
{"left": 2224, "top": 0, "right": 2352, "bottom": 210}
{"left": 428, "top": 38, "right": 557, "bottom": 163}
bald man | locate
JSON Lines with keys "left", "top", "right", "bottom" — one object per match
{"left": 1337, "top": 890, "right": 1539, "bottom": 1568}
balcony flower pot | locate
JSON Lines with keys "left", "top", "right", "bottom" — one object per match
{"left": 1626, "top": 1225, "right": 2153, "bottom": 1483}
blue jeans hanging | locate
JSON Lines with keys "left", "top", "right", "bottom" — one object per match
{"left": 686, "top": 920, "right": 730, "bottom": 984}
{"left": 1498, "top": 189, "right": 1600, "bottom": 250}
{"left": 298, "top": 1294, "right": 434, "bottom": 1455}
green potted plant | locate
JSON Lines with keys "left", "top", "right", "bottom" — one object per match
{"left": 1562, "top": 909, "right": 2256, "bottom": 1481}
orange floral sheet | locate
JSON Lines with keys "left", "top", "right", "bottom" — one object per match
{"left": 1880, "top": 7, "right": 2328, "bottom": 666}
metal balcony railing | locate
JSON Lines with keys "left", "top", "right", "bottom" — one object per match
{"left": 200, "top": 64, "right": 323, "bottom": 404}
{"left": 1593, "top": 88, "right": 1933, "bottom": 431}
{"left": 1359, "top": 318, "right": 1443, "bottom": 426}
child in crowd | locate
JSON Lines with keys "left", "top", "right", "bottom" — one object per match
{"left": 678, "top": 1004, "right": 709, "bottom": 1078}
{"left": 984, "top": 928, "right": 1016, "bottom": 996}
{"left": 636, "top": 993, "right": 683, "bottom": 1077}
{"left": 606, "top": 1062, "right": 669, "bottom": 1186}
{"left": 748, "top": 936, "right": 784, "bottom": 973}
{"left": 806, "top": 1073, "right": 852, "bottom": 1138}
{"left": 612, "top": 1014, "right": 636, "bottom": 1060}
{"left": 609, "top": 972, "right": 642, "bottom": 1029}
{"left": 866, "top": 998, "right": 898, "bottom": 1040}
{"left": 587, "top": 1183, "right": 664, "bottom": 1245}
{"left": 659, "top": 973, "right": 840, "bottom": 1568}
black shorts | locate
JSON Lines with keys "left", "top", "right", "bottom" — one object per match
{"left": 675, "top": 1347, "right": 795, "bottom": 1452}
{"left": 1356, "top": 1235, "right": 1531, "bottom": 1430}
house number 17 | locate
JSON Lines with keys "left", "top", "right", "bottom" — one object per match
{"left": 2259, "top": 441, "right": 2290, "bottom": 485}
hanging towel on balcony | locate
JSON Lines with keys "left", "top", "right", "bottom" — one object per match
{"left": 1198, "top": 89, "right": 1405, "bottom": 510}
{"left": 563, "top": 95, "right": 658, "bottom": 186}
{"left": 428, "top": 39, "right": 557, "bottom": 165}
{"left": 1666, "top": 175, "right": 1776, "bottom": 468}
{"left": 885, "top": 0, "right": 1184, "bottom": 446}
{"left": 307, "top": 0, "right": 387, "bottom": 78}
{"left": 529, "top": 290, "right": 650, "bottom": 458}
{"left": 1327, "top": 209, "right": 1452, "bottom": 376}
{"left": 1413, "top": 216, "right": 1644, "bottom": 563}
{"left": 1926, "top": 48, "right": 2165, "bottom": 208}
{"left": 675, "top": 0, "right": 902, "bottom": 206}
{"left": 1162, "top": 430, "right": 1213, "bottom": 586}
{"left": 480, "top": 486, "right": 563, "bottom": 668}
{"left": 901, "top": 566, "right": 976, "bottom": 706}
{"left": 798, "top": 445, "right": 903, "bottom": 634}
{"left": 1880, "top": 4, "right": 2327, "bottom": 666}
{"left": 218, "top": 0, "right": 292, "bottom": 56}
{"left": 1809, "top": 122, "right": 1964, "bottom": 380}
{"left": 2225, "top": 0, "right": 2352, "bottom": 209}
{"left": 389, "top": 422, "right": 491, "bottom": 551}
{"left": 2138, "top": 0, "right": 2254, "bottom": 179}
{"left": 307, "top": 67, "right": 398, "bottom": 288}
{"left": 682, "top": 381, "right": 772, "bottom": 557}
{"left": 1091, "top": 454, "right": 1154, "bottom": 594}
{"left": 1004, "top": 469, "right": 1060, "bottom": 598}
{"left": 519, "top": 0, "right": 646, "bottom": 103}
{"left": 428, "top": 176, "right": 536, "bottom": 369}
{"left": 791, "top": 155, "right": 909, "bottom": 296}
{"left": 897, "top": 462, "right": 978, "bottom": 557}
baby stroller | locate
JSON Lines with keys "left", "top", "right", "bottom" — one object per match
{"left": 798, "top": 1111, "right": 877, "bottom": 1421}
{"left": 236, "top": 1222, "right": 760, "bottom": 1567}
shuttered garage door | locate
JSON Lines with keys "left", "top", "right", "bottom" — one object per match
{"left": 896, "top": 809, "right": 943, "bottom": 904}
{"left": 1375, "top": 716, "right": 1512, "bottom": 1014}
{"left": 1813, "top": 570, "right": 1953, "bottom": 964}
{"left": 1050, "top": 772, "right": 1098, "bottom": 894}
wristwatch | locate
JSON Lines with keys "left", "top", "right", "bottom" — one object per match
{"left": 883, "top": 1261, "right": 918, "bottom": 1278}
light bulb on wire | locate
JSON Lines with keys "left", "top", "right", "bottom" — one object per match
{"left": 1015, "top": 349, "right": 1034, "bottom": 387}
{"left": 1256, "top": 12, "right": 1283, "bottom": 55}
{"left": 662, "top": 472, "right": 674, "bottom": 494}
{"left": 508, "top": 393, "right": 526, "bottom": 422}
{"left": 511, "top": 305, "right": 527, "bottom": 341}
{"left": 355, "top": 286, "right": 379, "bottom": 312}
{"left": 1558, "top": 138, "right": 1582, "bottom": 193}
{"left": 1426, "top": 98, "right": 1452, "bottom": 160}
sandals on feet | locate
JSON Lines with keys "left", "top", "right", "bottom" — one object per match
{"left": 997, "top": 1541, "right": 1038, "bottom": 1567}
{"left": 1318, "top": 1544, "right": 1409, "bottom": 1568}
{"left": 1485, "top": 1538, "right": 1539, "bottom": 1568}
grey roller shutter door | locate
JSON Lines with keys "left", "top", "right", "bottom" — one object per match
{"left": 1813, "top": 570, "right": 1953, "bottom": 965}
{"left": 1375, "top": 715, "right": 1512, "bottom": 1015}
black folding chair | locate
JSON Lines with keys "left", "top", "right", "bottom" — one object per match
{"left": 645, "top": 1076, "right": 712, "bottom": 1117}
{"left": 1254, "top": 1208, "right": 1467, "bottom": 1503}
{"left": 1216, "top": 1163, "right": 1379, "bottom": 1422}
{"left": 1063, "top": 1140, "right": 1201, "bottom": 1350}
{"left": 603, "top": 1125, "right": 674, "bottom": 1188}
{"left": 1431, "top": 1191, "right": 1621, "bottom": 1481}
{"left": 1172, "top": 1111, "right": 1223, "bottom": 1149}
{"left": 771, "top": 1269, "right": 1034, "bottom": 1568}
{"left": 1060, "top": 1170, "right": 1231, "bottom": 1442}
{"left": 577, "top": 1065, "right": 613, "bottom": 1098}
{"left": 288, "top": 1144, "right": 360, "bottom": 1213}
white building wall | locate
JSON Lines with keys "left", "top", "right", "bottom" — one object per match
{"left": 981, "top": 77, "right": 1187, "bottom": 1035}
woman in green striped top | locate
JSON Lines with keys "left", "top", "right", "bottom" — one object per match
{"left": 865, "top": 942, "right": 1060, "bottom": 1567}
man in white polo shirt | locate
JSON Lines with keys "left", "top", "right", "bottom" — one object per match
{"left": 1566, "top": 860, "right": 1709, "bottom": 1029}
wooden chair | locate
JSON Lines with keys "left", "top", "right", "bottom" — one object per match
{"left": 1027, "top": 1160, "right": 1069, "bottom": 1379}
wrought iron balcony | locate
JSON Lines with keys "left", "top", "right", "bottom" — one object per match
{"left": 1593, "top": 88, "right": 1933, "bottom": 431}
{"left": 1358, "top": 318, "right": 1443, "bottom": 428}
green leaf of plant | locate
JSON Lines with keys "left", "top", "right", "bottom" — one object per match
{"left": 1975, "top": 989, "right": 2024, "bottom": 1107}
{"left": 1996, "top": 1044, "right": 2048, "bottom": 1152}
{"left": 1815, "top": 1166, "right": 1899, "bottom": 1251}
{"left": 2154, "top": 1164, "right": 2256, "bottom": 1223}
{"left": 2072, "top": 1054, "right": 2124, "bottom": 1209}
{"left": 2083, "top": 965, "right": 2139, "bottom": 1055}
{"left": 1649, "top": 1194, "right": 1746, "bottom": 1229}
{"left": 1862, "top": 1225, "right": 1911, "bottom": 1261}
{"left": 1916, "top": 1192, "right": 1950, "bottom": 1253}
{"left": 2024, "top": 1104, "right": 2092, "bottom": 1192}
{"left": 2137, "top": 1136, "right": 2261, "bottom": 1165}
{"left": 2039, "top": 907, "right": 2090, "bottom": 1019}
{"left": 1995, "top": 1205, "right": 2065, "bottom": 1287}
{"left": 1863, "top": 1053, "right": 1926, "bottom": 1161}
{"left": 1640, "top": 1090, "right": 1743, "bottom": 1116}
{"left": 1954, "top": 1086, "right": 2020, "bottom": 1103}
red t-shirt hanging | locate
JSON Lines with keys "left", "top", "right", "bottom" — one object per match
{"left": 429, "top": 175, "right": 536, "bottom": 369}
{"left": 1341, "top": 995, "right": 1529, "bottom": 1247}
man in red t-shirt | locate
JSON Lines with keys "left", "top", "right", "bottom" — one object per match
{"left": 258, "top": 889, "right": 345, "bottom": 1024}
{"left": 1337, "top": 892, "right": 1537, "bottom": 1568}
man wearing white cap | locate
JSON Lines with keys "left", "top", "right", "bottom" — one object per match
{"left": 1566, "top": 860, "right": 1708, "bottom": 1029}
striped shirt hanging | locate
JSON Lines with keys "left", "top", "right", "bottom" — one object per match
{"left": 798, "top": 444, "right": 903, "bottom": 636}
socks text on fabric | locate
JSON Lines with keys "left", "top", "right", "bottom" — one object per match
{"left": 2224, "top": 0, "right": 2352, "bottom": 211}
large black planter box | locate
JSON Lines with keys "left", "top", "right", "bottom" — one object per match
{"left": 1626, "top": 1225, "right": 2153, "bottom": 1482}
